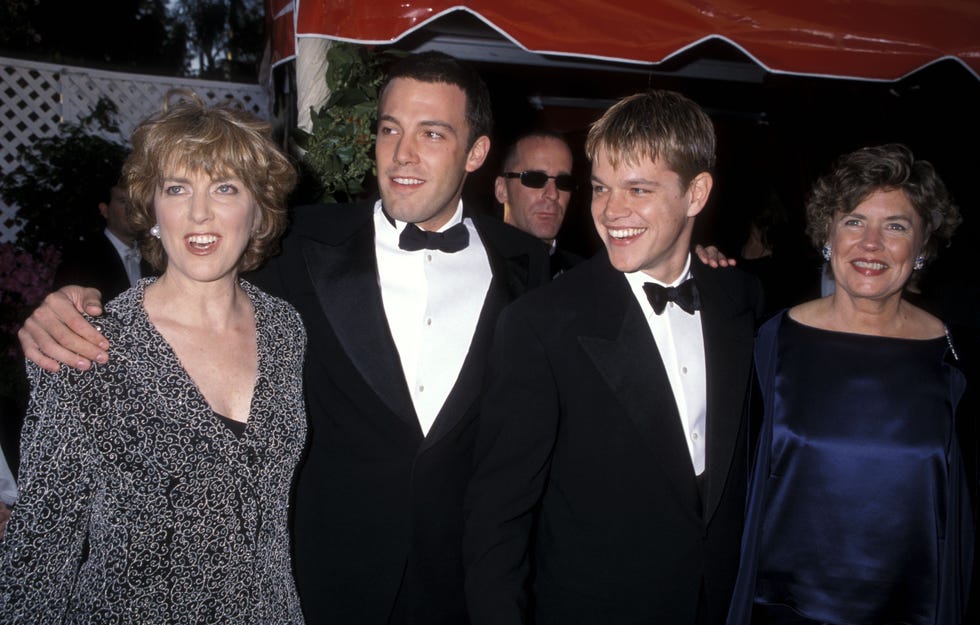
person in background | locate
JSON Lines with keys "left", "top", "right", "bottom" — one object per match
{"left": 465, "top": 89, "right": 762, "bottom": 625}
{"left": 0, "top": 89, "right": 307, "bottom": 624}
{"left": 735, "top": 190, "right": 820, "bottom": 320}
{"left": 727, "top": 143, "right": 974, "bottom": 625}
{"left": 496, "top": 131, "right": 582, "bottom": 275}
{"left": 54, "top": 179, "right": 152, "bottom": 301}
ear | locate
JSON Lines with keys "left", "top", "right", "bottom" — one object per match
{"left": 685, "top": 172, "right": 713, "bottom": 218}
{"left": 98, "top": 202, "right": 109, "bottom": 220}
{"left": 494, "top": 175, "right": 509, "bottom": 205}
{"left": 465, "top": 135, "right": 491, "bottom": 173}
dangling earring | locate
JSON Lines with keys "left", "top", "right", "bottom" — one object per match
{"left": 150, "top": 224, "right": 161, "bottom": 239}
{"left": 822, "top": 244, "right": 831, "bottom": 262}
{"left": 913, "top": 256, "right": 925, "bottom": 271}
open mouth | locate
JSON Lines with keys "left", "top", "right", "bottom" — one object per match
{"left": 186, "top": 234, "right": 220, "bottom": 253}
{"left": 607, "top": 227, "right": 646, "bottom": 241}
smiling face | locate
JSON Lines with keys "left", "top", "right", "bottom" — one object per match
{"left": 154, "top": 168, "right": 258, "bottom": 285}
{"left": 375, "top": 78, "right": 490, "bottom": 232}
{"left": 829, "top": 188, "right": 926, "bottom": 304}
{"left": 496, "top": 135, "right": 573, "bottom": 244}
{"left": 590, "top": 148, "right": 711, "bottom": 282}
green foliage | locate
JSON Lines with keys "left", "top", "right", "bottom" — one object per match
{"left": 1, "top": 98, "right": 130, "bottom": 251}
{"left": 297, "top": 43, "right": 396, "bottom": 203}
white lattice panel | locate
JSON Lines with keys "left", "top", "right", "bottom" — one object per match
{"left": 0, "top": 57, "right": 269, "bottom": 244}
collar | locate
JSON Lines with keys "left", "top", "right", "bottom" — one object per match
{"left": 374, "top": 199, "right": 466, "bottom": 234}
{"left": 624, "top": 253, "right": 693, "bottom": 291}
{"left": 104, "top": 227, "right": 137, "bottom": 256}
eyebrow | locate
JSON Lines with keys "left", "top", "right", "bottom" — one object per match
{"left": 590, "top": 174, "right": 661, "bottom": 187}
{"left": 847, "top": 211, "right": 914, "bottom": 222}
{"left": 379, "top": 114, "right": 457, "bottom": 135}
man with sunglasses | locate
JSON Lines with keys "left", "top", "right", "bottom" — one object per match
{"left": 495, "top": 132, "right": 583, "bottom": 276}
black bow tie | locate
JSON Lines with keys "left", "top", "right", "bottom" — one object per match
{"left": 643, "top": 279, "right": 701, "bottom": 315}
{"left": 398, "top": 222, "right": 469, "bottom": 253}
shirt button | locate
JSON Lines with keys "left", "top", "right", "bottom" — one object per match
{"left": 692, "top": 432, "right": 700, "bottom": 441}
{"left": 682, "top": 366, "right": 688, "bottom": 374}
{"left": 426, "top": 318, "right": 432, "bottom": 326}
{"left": 426, "top": 254, "right": 433, "bottom": 262}
{"left": 418, "top": 385, "right": 424, "bottom": 392}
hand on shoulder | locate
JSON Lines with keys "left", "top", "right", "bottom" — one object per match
{"left": 18, "top": 286, "right": 108, "bottom": 372}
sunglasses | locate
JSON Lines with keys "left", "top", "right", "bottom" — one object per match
{"left": 503, "top": 171, "right": 576, "bottom": 192}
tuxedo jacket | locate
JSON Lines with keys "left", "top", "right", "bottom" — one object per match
{"left": 464, "top": 253, "right": 763, "bottom": 625}
{"left": 549, "top": 245, "right": 585, "bottom": 279}
{"left": 251, "top": 202, "right": 550, "bottom": 625}
{"left": 54, "top": 233, "right": 149, "bottom": 302}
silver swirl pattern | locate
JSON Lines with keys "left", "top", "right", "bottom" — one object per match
{"left": 0, "top": 278, "right": 308, "bottom": 624}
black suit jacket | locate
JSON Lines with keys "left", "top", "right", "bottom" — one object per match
{"left": 549, "top": 245, "right": 584, "bottom": 278}
{"left": 54, "top": 233, "right": 147, "bottom": 301}
{"left": 464, "top": 254, "right": 762, "bottom": 625}
{"left": 251, "top": 202, "right": 550, "bottom": 625}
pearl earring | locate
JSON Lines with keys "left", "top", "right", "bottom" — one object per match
{"left": 150, "top": 224, "right": 161, "bottom": 239}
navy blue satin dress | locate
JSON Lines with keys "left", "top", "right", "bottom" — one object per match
{"left": 727, "top": 312, "right": 972, "bottom": 625}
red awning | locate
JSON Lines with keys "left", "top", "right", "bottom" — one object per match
{"left": 270, "top": 0, "right": 980, "bottom": 81}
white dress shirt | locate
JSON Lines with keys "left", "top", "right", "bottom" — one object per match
{"left": 104, "top": 228, "right": 141, "bottom": 287}
{"left": 374, "top": 201, "right": 492, "bottom": 435}
{"left": 624, "top": 255, "right": 707, "bottom": 475}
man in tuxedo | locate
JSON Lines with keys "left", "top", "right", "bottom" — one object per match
{"left": 495, "top": 131, "right": 582, "bottom": 275}
{"left": 54, "top": 182, "right": 147, "bottom": 300}
{"left": 464, "top": 90, "right": 762, "bottom": 625}
{"left": 18, "top": 52, "right": 549, "bottom": 625}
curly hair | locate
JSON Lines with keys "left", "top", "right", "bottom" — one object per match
{"left": 805, "top": 144, "right": 961, "bottom": 263}
{"left": 124, "top": 89, "right": 297, "bottom": 273}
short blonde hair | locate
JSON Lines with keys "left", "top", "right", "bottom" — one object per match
{"left": 585, "top": 90, "right": 715, "bottom": 187}
{"left": 124, "top": 89, "right": 297, "bottom": 272}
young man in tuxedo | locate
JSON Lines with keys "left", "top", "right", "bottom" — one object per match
{"left": 464, "top": 90, "right": 762, "bottom": 625}
{"left": 18, "top": 52, "right": 549, "bottom": 625}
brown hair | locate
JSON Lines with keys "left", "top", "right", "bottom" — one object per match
{"left": 124, "top": 89, "right": 297, "bottom": 272}
{"left": 585, "top": 90, "right": 715, "bottom": 187}
{"left": 805, "top": 143, "right": 961, "bottom": 263}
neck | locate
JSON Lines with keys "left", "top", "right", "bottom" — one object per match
{"left": 106, "top": 227, "right": 135, "bottom": 247}
{"left": 145, "top": 272, "right": 248, "bottom": 331}
{"left": 826, "top": 290, "right": 910, "bottom": 335}
{"left": 640, "top": 248, "right": 692, "bottom": 285}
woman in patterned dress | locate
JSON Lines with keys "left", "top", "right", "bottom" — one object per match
{"left": 0, "top": 90, "right": 307, "bottom": 624}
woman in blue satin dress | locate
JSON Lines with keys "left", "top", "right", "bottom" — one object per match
{"left": 727, "top": 144, "right": 974, "bottom": 625}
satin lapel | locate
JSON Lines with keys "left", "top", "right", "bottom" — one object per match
{"left": 577, "top": 262, "right": 702, "bottom": 519}
{"left": 301, "top": 221, "right": 418, "bottom": 426}
{"left": 422, "top": 225, "right": 517, "bottom": 450}
{"left": 694, "top": 264, "right": 755, "bottom": 522}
